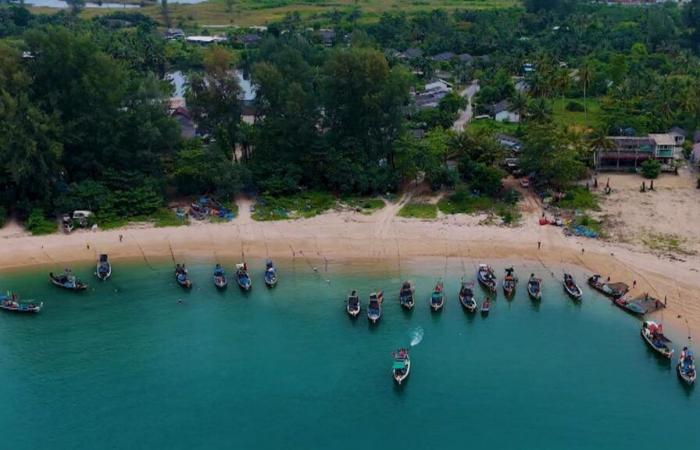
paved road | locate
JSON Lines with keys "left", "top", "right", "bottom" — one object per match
{"left": 452, "top": 81, "right": 480, "bottom": 132}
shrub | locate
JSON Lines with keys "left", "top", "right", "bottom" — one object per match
{"left": 558, "top": 187, "right": 600, "bottom": 210}
{"left": 397, "top": 202, "right": 438, "bottom": 219}
{"left": 640, "top": 159, "right": 661, "bottom": 179}
{"left": 565, "top": 101, "right": 585, "bottom": 112}
{"left": 26, "top": 209, "right": 57, "bottom": 235}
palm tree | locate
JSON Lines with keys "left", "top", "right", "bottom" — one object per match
{"left": 579, "top": 63, "right": 593, "bottom": 124}
{"left": 587, "top": 128, "right": 615, "bottom": 169}
{"left": 510, "top": 92, "right": 529, "bottom": 123}
{"left": 528, "top": 98, "right": 552, "bottom": 124}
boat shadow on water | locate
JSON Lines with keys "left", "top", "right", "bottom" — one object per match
{"left": 644, "top": 344, "right": 673, "bottom": 370}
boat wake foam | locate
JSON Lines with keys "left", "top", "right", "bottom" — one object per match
{"left": 410, "top": 326, "right": 424, "bottom": 347}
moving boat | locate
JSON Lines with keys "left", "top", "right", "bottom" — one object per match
{"left": 0, "top": 293, "right": 43, "bottom": 314}
{"left": 677, "top": 347, "right": 696, "bottom": 386}
{"left": 527, "top": 274, "right": 542, "bottom": 300}
{"left": 95, "top": 254, "right": 111, "bottom": 281}
{"left": 346, "top": 290, "right": 360, "bottom": 318}
{"left": 49, "top": 269, "right": 88, "bottom": 291}
{"left": 367, "top": 290, "right": 383, "bottom": 323}
{"left": 587, "top": 274, "right": 628, "bottom": 299}
{"left": 213, "top": 264, "right": 228, "bottom": 289}
{"left": 174, "top": 264, "right": 192, "bottom": 289}
{"left": 236, "top": 263, "right": 252, "bottom": 291}
{"left": 641, "top": 321, "right": 674, "bottom": 359}
{"left": 430, "top": 279, "right": 445, "bottom": 312}
{"left": 399, "top": 281, "right": 415, "bottom": 310}
{"left": 264, "top": 259, "right": 278, "bottom": 288}
{"left": 459, "top": 280, "right": 478, "bottom": 313}
{"left": 502, "top": 267, "right": 517, "bottom": 297}
{"left": 563, "top": 273, "right": 582, "bottom": 300}
{"left": 392, "top": 348, "right": 411, "bottom": 385}
{"left": 477, "top": 264, "right": 497, "bottom": 293}
{"left": 480, "top": 298, "right": 491, "bottom": 316}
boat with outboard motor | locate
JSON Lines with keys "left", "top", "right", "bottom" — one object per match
{"left": 527, "top": 274, "right": 542, "bottom": 300}
{"left": 367, "top": 290, "right": 383, "bottom": 323}
{"left": 175, "top": 264, "right": 192, "bottom": 289}
{"left": 213, "top": 264, "right": 228, "bottom": 289}
{"left": 399, "top": 281, "right": 415, "bottom": 310}
{"left": 264, "top": 259, "right": 278, "bottom": 287}
{"left": 477, "top": 264, "right": 497, "bottom": 293}
{"left": 503, "top": 267, "right": 517, "bottom": 297}
{"left": 0, "top": 292, "right": 43, "bottom": 314}
{"left": 392, "top": 348, "right": 411, "bottom": 385}
{"left": 346, "top": 290, "right": 360, "bottom": 318}
{"left": 677, "top": 347, "right": 696, "bottom": 386}
{"left": 236, "top": 263, "right": 252, "bottom": 291}
{"left": 641, "top": 321, "right": 673, "bottom": 359}
{"left": 563, "top": 273, "right": 582, "bottom": 300}
{"left": 95, "top": 254, "right": 111, "bottom": 281}
{"left": 459, "top": 280, "right": 477, "bottom": 312}
{"left": 480, "top": 298, "right": 491, "bottom": 316}
{"left": 49, "top": 269, "right": 88, "bottom": 291}
{"left": 430, "top": 279, "right": 445, "bottom": 312}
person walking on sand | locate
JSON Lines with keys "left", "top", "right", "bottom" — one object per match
{"left": 119, "top": 234, "right": 123, "bottom": 242}
{"left": 537, "top": 241, "right": 541, "bottom": 250}
{"left": 633, "top": 280, "right": 637, "bottom": 288}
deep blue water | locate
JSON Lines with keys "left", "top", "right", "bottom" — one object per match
{"left": 0, "top": 260, "right": 697, "bottom": 449}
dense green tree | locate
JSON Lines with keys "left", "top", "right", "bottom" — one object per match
{"left": 521, "top": 123, "right": 586, "bottom": 187}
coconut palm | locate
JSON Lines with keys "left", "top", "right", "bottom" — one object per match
{"left": 579, "top": 63, "right": 593, "bottom": 124}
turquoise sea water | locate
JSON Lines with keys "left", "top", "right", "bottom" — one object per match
{"left": 0, "top": 260, "right": 697, "bottom": 450}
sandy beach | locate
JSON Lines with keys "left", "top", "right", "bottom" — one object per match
{"left": 2, "top": 172, "right": 700, "bottom": 341}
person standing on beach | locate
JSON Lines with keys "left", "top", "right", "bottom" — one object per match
{"left": 119, "top": 234, "right": 123, "bottom": 242}
{"left": 537, "top": 241, "right": 541, "bottom": 250}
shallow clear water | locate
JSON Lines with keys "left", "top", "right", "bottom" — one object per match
{"left": 0, "top": 261, "right": 697, "bottom": 449}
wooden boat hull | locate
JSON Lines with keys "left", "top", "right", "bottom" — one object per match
{"left": 614, "top": 298, "right": 645, "bottom": 316}
{"left": 677, "top": 363, "right": 696, "bottom": 386}
{"left": 96, "top": 265, "right": 112, "bottom": 281}
{"left": 237, "top": 275, "right": 252, "bottom": 291}
{"left": 214, "top": 278, "right": 228, "bottom": 289}
{"left": 431, "top": 299, "right": 444, "bottom": 312}
{"left": 347, "top": 306, "right": 360, "bottom": 318}
{"left": 640, "top": 324, "right": 673, "bottom": 359}
{"left": 368, "top": 311, "right": 382, "bottom": 323}
{"left": 176, "top": 279, "right": 192, "bottom": 289}
{"left": 477, "top": 277, "right": 496, "bottom": 292}
{"left": 393, "top": 359, "right": 410, "bottom": 385}
{"left": 264, "top": 277, "right": 278, "bottom": 288}
{"left": 527, "top": 288, "right": 541, "bottom": 300}
{"left": 49, "top": 274, "right": 88, "bottom": 291}
{"left": 563, "top": 284, "right": 582, "bottom": 300}
{"left": 503, "top": 284, "right": 515, "bottom": 297}
{"left": 460, "top": 295, "right": 477, "bottom": 313}
{"left": 0, "top": 301, "right": 43, "bottom": 314}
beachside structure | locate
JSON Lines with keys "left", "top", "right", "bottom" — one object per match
{"left": 594, "top": 133, "right": 682, "bottom": 171}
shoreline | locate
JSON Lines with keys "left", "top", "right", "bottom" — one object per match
{"left": 2, "top": 209, "right": 699, "bottom": 341}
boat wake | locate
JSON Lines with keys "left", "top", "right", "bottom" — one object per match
{"left": 410, "top": 326, "right": 424, "bottom": 347}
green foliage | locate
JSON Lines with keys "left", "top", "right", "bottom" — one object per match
{"left": 0, "top": 206, "right": 6, "bottom": 228}
{"left": 557, "top": 187, "right": 600, "bottom": 210}
{"left": 438, "top": 185, "right": 521, "bottom": 224}
{"left": 26, "top": 209, "right": 56, "bottom": 235}
{"left": 397, "top": 202, "right": 438, "bottom": 219}
{"left": 565, "top": 101, "right": 585, "bottom": 112}
{"left": 459, "top": 161, "right": 505, "bottom": 197}
{"left": 640, "top": 159, "right": 661, "bottom": 179}
{"left": 520, "top": 123, "right": 586, "bottom": 188}
{"left": 253, "top": 191, "right": 336, "bottom": 221}
{"left": 341, "top": 197, "right": 386, "bottom": 213}
{"left": 575, "top": 214, "right": 604, "bottom": 235}
{"left": 152, "top": 208, "right": 187, "bottom": 228}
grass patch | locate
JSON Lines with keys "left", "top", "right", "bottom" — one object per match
{"left": 641, "top": 232, "right": 696, "bottom": 256}
{"left": 340, "top": 196, "right": 385, "bottom": 214}
{"left": 550, "top": 97, "right": 602, "bottom": 128}
{"left": 29, "top": 0, "right": 520, "bottom": 27}
{"left": 253, "top": 191, "right": 336, "bottom": 221}
{"left": 438, "top": 186, "right": 522, "bottom": 225}
{"left": 398, "top": 202, "right": 438, "bottom": 219}
{"left": 574, "top": 214, "right": 604, "bottom": 235}
{"left": 152, "top": 208, "right": 188, "bottom": 227}
{"left": 557, "top": 187, "right": 600, "bottom": 211}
